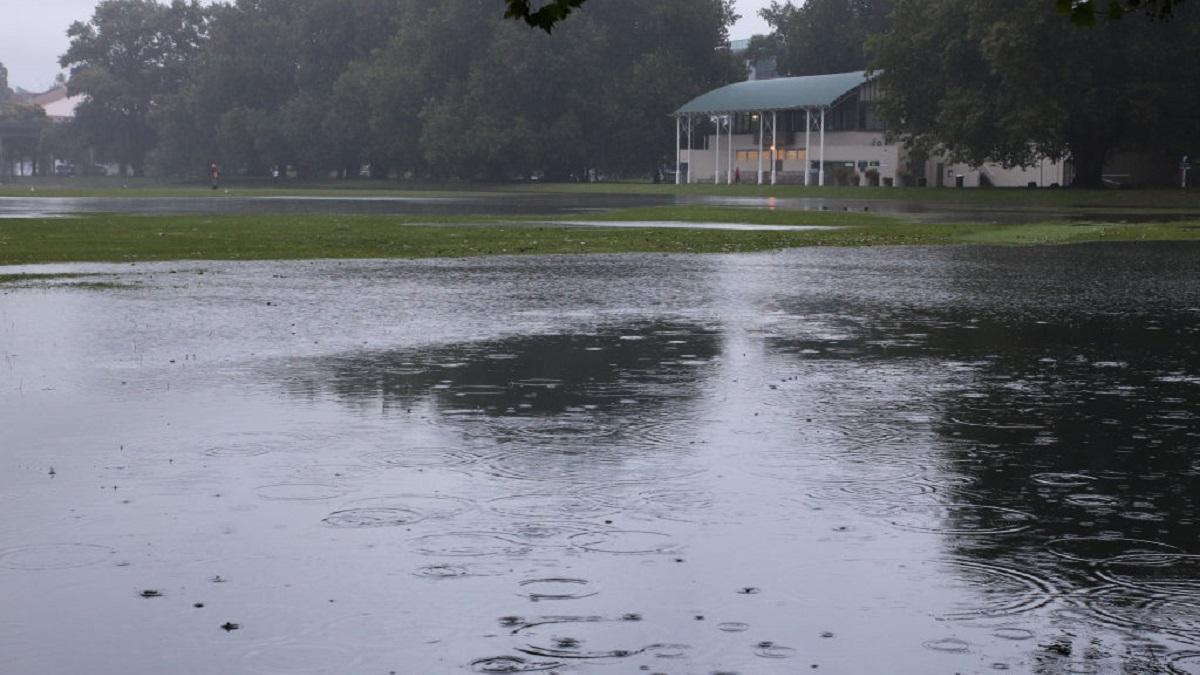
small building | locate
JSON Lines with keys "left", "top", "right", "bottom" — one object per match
{"left": 671, "top": 71, "right": 1066, "bottom": 188}
{"left": 30, "top": 85, "right": 83, "bottom": 120}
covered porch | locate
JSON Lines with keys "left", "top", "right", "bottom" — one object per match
{"left": 671, "top": 71, "right": 874, "bottom": 186}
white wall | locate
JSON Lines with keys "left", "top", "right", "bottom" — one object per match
{"left": 926, "top": 157, "right": 1066, "bottom": 188}
{"left": 680, "top": 130, "right": 1065, "bottom": 188}
{"left": 682, "top": 131, "right": 900, "bottom": 185}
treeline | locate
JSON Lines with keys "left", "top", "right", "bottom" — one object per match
{"left": 58, "top": 0, "right": 741, "bottom": 180}
{"left": 753, "top": 0, "right": 1200, "bottom": 187}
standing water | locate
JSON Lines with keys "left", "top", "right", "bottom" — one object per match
{"left": 2, "top": 243, "right": 1199, "bottom": 673}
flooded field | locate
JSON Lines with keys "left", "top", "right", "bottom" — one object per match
{"left": 4, "top": 192, "right": 1199, "bottom": 224}
{"left": 2, "top": 243, "right": 1200, "bottom": 673}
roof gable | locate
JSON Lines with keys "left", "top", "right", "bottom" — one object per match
{"left": 675, "top": 71, "right": 870, "bottom": 115}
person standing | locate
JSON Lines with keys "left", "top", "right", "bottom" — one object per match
{"left": 210, "top": 163, "right": 221, "bottom": 190}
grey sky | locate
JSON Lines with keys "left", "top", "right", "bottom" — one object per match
{"left": 0, "top": 0, "right": 776, "bottom": 92}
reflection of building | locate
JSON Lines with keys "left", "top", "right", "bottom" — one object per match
{"left": 672, "top": 70, "right": 1067, "bottom": 188}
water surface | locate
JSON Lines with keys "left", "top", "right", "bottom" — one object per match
{"left": 4, "top": 192, "right": 1199, "bottom": 224}
{"left": 2, "top": 243, "right": 1199, "bottom": 673}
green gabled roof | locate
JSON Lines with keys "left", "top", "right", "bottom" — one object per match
{"left": 675, "top": 71, "right": 870, "bottom": 115}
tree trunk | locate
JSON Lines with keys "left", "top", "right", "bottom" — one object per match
{"left": 1067, "top": 138, "right": 1109, "bottom": 189}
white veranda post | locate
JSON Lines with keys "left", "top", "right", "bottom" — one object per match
{"left": 770, "top": 111, "right": 777, "bottom": 186}
{"left": 726, "top": 115, "right": 733, "bottom": 184}
{"left": 756, "top": 112, "right": 764, "bottom": 185}
{"left": 819, "top": 108, "right": 826, "bottom": 187}
{"left": 805, "top": 109, "right": 812, "bottom": 187}
{"left": 674, "top": 116, "right": 681, "bottom": 185}
{"left": 686, "top": 116, "right": 693, "bottom": 184}
{"left": 713, "top": 116, "right": 721, "bottom": 185}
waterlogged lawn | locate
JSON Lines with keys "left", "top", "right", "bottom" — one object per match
{"left": 1, "top": 208, "right": 1199, "bottom": 265}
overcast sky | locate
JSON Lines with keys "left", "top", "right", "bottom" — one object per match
{"left": 1, "top": 0, "right": 776, "bottom": 91}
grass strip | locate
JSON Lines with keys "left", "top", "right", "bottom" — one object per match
{"left": 0, "top": 209, "right": 1198, "bottom": 265}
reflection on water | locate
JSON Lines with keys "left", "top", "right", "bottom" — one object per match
{"left": 5, "top": 192, "right": 1200, "bottom": 223}
{"left": 2, "top": 244, "right": 1200, "bottom": 672}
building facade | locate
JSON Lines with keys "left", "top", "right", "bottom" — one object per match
{"left": 673, "top": 71, "right": 1067, "bottom": 188}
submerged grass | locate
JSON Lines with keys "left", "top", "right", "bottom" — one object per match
{"left": 0, "top": 207, "right": 1198, "bottom": 265}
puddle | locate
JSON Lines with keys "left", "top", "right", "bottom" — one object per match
{"left": 550, "top": 219, "right": 842, "bottom": 231}
{"left": 3, "top": 244, "right": 1200, "bottom": 672}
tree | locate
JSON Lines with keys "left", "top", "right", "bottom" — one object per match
{"left": 760, "top": 0, "right": 894, "bottom": 76}
{"left": 503, "top": 0, "right": 588, "bottom": 31}
{"left": 1058, "top": 0, "right": 1187, "bottom": 24}
{"left": 149, "top": 0, "right": 740, "bottom": 181}
{"left": 0, "top": 62, "right": 12, "bottom": 107}
{"left": 870, "top": 0, "right": 1200, "bottom": 187}
{"left": 60, "top": 0, "right": 211, "bottom": 176}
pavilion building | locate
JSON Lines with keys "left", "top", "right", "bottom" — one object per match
{"left": 672, "top": 70, "right": 1066, "bottom": 188}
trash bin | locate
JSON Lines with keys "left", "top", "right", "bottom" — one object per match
{"left": 955, "top": 174, "right": 964, "bottom": 188}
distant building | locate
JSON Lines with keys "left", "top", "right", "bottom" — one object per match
{"left": 729, "top": 38, "right": 778, "bottom": 81}
{"left": 30, "top": 85, "right": 83, "bottom": 120}
{"left": 671, "top": 70, "right": 1067, "bottom": 188}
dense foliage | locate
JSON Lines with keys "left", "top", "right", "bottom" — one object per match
{"left": 0, "top": 62, "right": 12, "bottom": 106}
{"left": 58, "top": 0, "right": 740, "bottom": 180}
{"left": 869, "top": 0, "right": 1200, "bottom": 187}
{"left": 756, "top": 0, "right": 893, "bottom": 76}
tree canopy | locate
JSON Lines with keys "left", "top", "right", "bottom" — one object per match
{"left": 59, "top": 0, "right": 211, "bottom": 176}
{"left": 126, "top": 0, "right": 741, "bottom": 180}
{"left": 1058, "top": 0, "right": 1187, "bottom": 24}
{"left": 0, "top": 62, "right": 12, "bottom": 107}
{"left": 758, "top": 0, "right": 893, "bottom": 76}
{"left": 870, "top": 0, "right": 1200, "bottom": 187}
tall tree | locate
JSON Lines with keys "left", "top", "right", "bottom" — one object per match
{"left": 0, "top": 62, "right": 12, "bottom": 106}
{"left": 871, "top": 0, "right": 1200, "bottom": 187}
{"left": 60, "top": 0, "right": 210, "bottom": 176}
{"left": 759, "top": 0, "right": 894, "bottom": 76}
{"left": 150, "top": 0, "right": 739, "bottom": 181}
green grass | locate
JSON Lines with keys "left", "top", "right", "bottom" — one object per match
{"left": 1, "top": 206, "right": 1198, "bottom": 265}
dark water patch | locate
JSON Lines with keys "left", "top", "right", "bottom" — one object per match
{"left": 568, "top": 530, "right": 682, "bottom": 555}
{"left": 1046, "top": 537, "right": 1182, "bottom": 563}
{"left": 454, "top": 384, "right": 508, "bottom": 397}
{"left": 1064, "top": 494, "right": 1121, "bottom": 509}
{"left": 934, "top": 559, "right": 1059, "bottom": 620}
{"left": 1168, "top": 651, "right": 1200, "bottom": 674}
{"left": 0, "top": 543, "right": 116, "bottom": 570}
{"left": 1096, "top": 554, "right": 1200, "bottom": 595}
{"left": 1032, "top": 473, "right": 1097, "bottom": 488}
{"left": 1071, "top": 585, "right": 1200, "bottom": 637}
{"left": 254, "top": 483, "right": 345, "bottom": 501}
